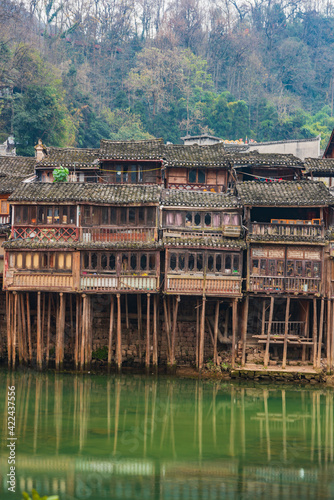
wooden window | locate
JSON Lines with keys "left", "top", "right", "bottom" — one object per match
{"left": 189, "top": 169, "right": 205, "bottom": 184}
{"left": 0, "top": 200, "right": 8, "bottom": 214}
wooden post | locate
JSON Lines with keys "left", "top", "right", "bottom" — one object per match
{"left": 282, "top": 297, "right": 291, "bottom": 369}
{"left": 26, "top": 293, "right": 32, "bottom": 362}
{"left": 41, "top": 293, "right": 45, "bottom": 350}
{"left": 6, "top": 292, "right": 11, "bottom": 368}
{"left": 163, "top": 296, "right": 171, "bottom": 362}
{"left": 199, "top": 297, "right": 206, "bottom": 371}
{"left": 56, "top": 292, "right": 65, "bottom": 371}
{"left": 17, "top": 292, "right": 23, "bottom": 365}
{"left": 125, "top": 295, "right": 129, "bottom": 329}
{"left": 146, "top": 294, "right": 151, "bottom": 369}
{"left": 241, "top": 296, "right": 249, "bottom": 367}
{"left": 46, "top": 293, "right": 51, "bottom": 367}
{"left": 137, "top": 294, "right": 142, "bottom": 361}
{"left": 20, "top": 293, "right": 27, "bottom": 363}
{"left": 264, "top": 296, "right": 274, "bottom": 368}
{"left": 213, "top": 300, "right": 220, "bottom": 366}
{"left": 85, "top": 295, "right": 92, "bottom": 369}
{"left": 312, "top": 298, "right": 318, "bottom": 368}
{"left": 302, "top": 300, "right": 310, "bottom": 362}
{"left": 317, "top": 297, "right": 325, "bottom": 368}
{"left": 70, "top": 294, "right": 73, "bottom": 340}
{"left": 37, "top": 292, "right": 42, "bottom": 370}
{"left": 153, "top": 295, "right": 158, "bottom": 367}
{"left": 196, "top": 299, "right": 200, "bottom": 369}
{"left": 170, "top": 295, "right": 180, "bottom": 366}
{"left": 261, "top": 299, "right": 266, "bottom": 336}
{"left": 332, "top": 300, "right": 334, "bottom": 372}
{"left": 327, "top": 299, "right": 331, "bottom": 371}
{"left": 231, "top": 298, "right": 238, "bottom": 369}
{"left": 12, "top": 292, "right": 17, "bottom": 369}
{"left": 108, "top": 295, "right": 114, "bottom": 369}
{"left": 116, "top": 293, "right": 122, "bottom": 371}
{"left": 80, "top": 294, "right": 86, "bottom": 370}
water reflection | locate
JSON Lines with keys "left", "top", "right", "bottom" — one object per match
{"left": 0, "top": 372, "right": 333, "bottom": 499}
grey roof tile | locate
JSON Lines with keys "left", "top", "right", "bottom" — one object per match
{"left": 37, "top": 147, "right": 101, "bottom": 168}
{"left": 0, "top": 156, "right": 36, "bottom": 177}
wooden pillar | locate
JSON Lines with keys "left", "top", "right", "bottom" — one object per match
{"left": 137, "top": 294, "right": 142, "bottom": 361}
{"left": 125, "top": 295, "right": 129, "bottom": 329}
{"left": 45, "top": 293, "right": 51, "bottom": 367}
{"left": 312, "top": 298, "right": 318, "bottom": 368}
{"left": 241, "top": 296, "right": 249, "bottom": 367}
{"left": 56, "top": 292, "right": 65, "bottom": 371}
{"left": 327, "top": 299, "right": 331, "bottom": 371}
{"left": 261, "top": 299, "right": 266, "bottom": 336}
{"left": 6, "top": 292, "right": 11, "bottom": 368}
{"left": 231, "top": 298, "right": 238, "bottom": 369}
{"left": 152, "top": 295, "right": 158, "bottom": 367}
{"left": 170, "top": 295, "right": 180, "bottom": 366}
{"left": 80, "top": 294, "right": 86, "bottom": 371}
{"left": 17, "top": 292, "right": 23, "bottom": 365}
{"left": 163, "top": 295, "right": 171, "bottom": 363}
{"left": 199, "top": 297, "right": 206, "bottom": 371}
{"left": 146, "top": 294, "right": 151, "bottom": 369}
{"left": 26, "top": 293, "right": 32, "bottom": 362}
{"left": 302, "top": 300, "right": 310, "bottom": 362}
{"left": 196, "top": 299, "right": 200, "bottom": 369}
{"left": 214, "top": 300, "right": 220, "bottom": 366}
{"left": 331, "top": 299, "right": 334, "bottom": 372}
{"left": 108, "top": 295, "right": 114, "bottom": 369}
{"left": 12, "top": 292, "right": 17, "bottom": 369}
{"left": 282, "top": 297, "right": 291, "bottom": 369}
{"left": 264, "top": 296, "right": 274, "bottom": 368}
{"left": 20, "top": 293, "right": 27, "bottom": 363}
{"left": 317, "top": 297, "right": 325, "bottom": 368}
{"left": 37, "top": 291, "right": 42, "bottom": 370}
{"left": 74, "top": 295, "right": 79, "bottom": 370}
{"left": 85, "top": 295, "right": 92, "bottom": 369}
{"left": 116, "top": 293, "right": 122, "bottom": 371}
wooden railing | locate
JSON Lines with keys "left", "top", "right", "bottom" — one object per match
{"left": 9, "top": 273, "right": 73, "bottom": 290}
{"left": 12, "top": 226, "right": 78, "bottom": 242}
{"left": 80, "top": 227, "right": 157, "bottom": 243}
{"left": 264, "top": 321, "right": 305, "bottom": 336}
{"left": 250, "top": 222, "right": 323, "bottom": 238}
{"left": 250, "top": 275, "right": 321, "bottom": 293}
{"left": 0, "top": 215, "right": 10, "bottom": 225}
{"left": 81, "top": 274, "right": 159, "bottom": 292}
{"left": 166, "top": 275, "right": 242, "bottom": 295}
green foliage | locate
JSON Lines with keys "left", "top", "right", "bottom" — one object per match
{"left": 102, "top": 108, "right": 154, "bottom": 140}
{"left": 92, "top": 346, "right": 108, "bottom": 361}
{"left": 53, "top": 166, "right": 69, "bottom": 182}
{"left": 22, "top": 489, "right": 59, "bottom": 500}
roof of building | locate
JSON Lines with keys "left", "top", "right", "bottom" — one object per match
{"left": 100, "top": 139, "right": 164, "bottom": 160}
{"left": 9, "top": 182, "right": 161, "bottom": 204}
{"left": 0, "top": 175, "right": 27, "bottom": 194}
{"left": 0, "top": 156, "right": 36, "bottom": 177}
{"left": 163, "top": 235, "right": 246, "bottom": 249}
{"left": 231, "top": 152, "right": 304, "bottom": 168}
{"left": 163, "top": 143, "right": 230, "bottom": 168}
{"left": 3, "top": 239, "right": 161, "bottom": 250}
{"left": 304, "top": 158, "right": 334, "bottom": 175}
{"left": 161, "top": 189, "right": 240, "bottom": 208}
{"left": 236, "top": 180, "right": 333, "bottom": 206}
{"left": 248, "top": 233, "right": 327, "bottom": 245}
{"left": 36, "top": 147, "right": 101, "bottom": 169}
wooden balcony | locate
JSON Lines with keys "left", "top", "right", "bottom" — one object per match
{"left": 0, "top": 215, "right": 10, "bottom": 225}
{"left": 80, "top": 227, "right": 157, "bottom": 244}
{"left": 80, "top": 274, "right": 159, "bottom": 292}
{"left": 249, "top": 276, "right": 321, "bottom": 294}
{"left": 6, "top": 272, "right": 74, "bottom": 291}
{"left": 250, "top": 222, "right": 324, "bottom": 238}
{"left": 165, "top": 275, "right": 242, "bottom": 296}
{"left": 12, "top": 226, "right": 78, "bottom": 242}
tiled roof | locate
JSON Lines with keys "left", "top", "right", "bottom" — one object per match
{"left": 0, "top": 156, "right": 35, "bottom": 177}
{"left": 304, "top": 158, "right": 334, "bottom": 174}
{"left": 163, "top": 236, "right": 246, "bottom": 249}
{"left": 236, "top": 180, "right": 333, "bottom": 206}
{"left": 0, "top": 175, "right": 26, "bottom": 194}
{"left": 161, "top": 189, "right": 240, "bottom": 208}
{"left": 248, "top": 234, "right": 327, "bottom": 245}
{"left": 9, "top": 182, "right": 161, "bottom": 204}
{"left": 36, "top": 147, "right": 100, "bottom": 169}
{"left": 100, "top": 139, "right": 164, "bottom": 160}
{"left": 3, "top": 240, "right": 161, "bottom": 250}
{"left": 231, "top": 152, "right": 303, "bottom": 167}
{"left": 163, "top": 143, "right": 230, "bottom": 168}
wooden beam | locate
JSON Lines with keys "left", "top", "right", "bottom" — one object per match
{"left": 116, "top": 293, "right": 122, "bottom": 371}
{"left": 152, "top": 295, "right": 158, "bottom": 367}
{"left": 170, "top": 295, "right": 180, "bottom": 366}
{"left": 108, "top": 295, "right": 114, "bottom": 369}
{"left": 80, "top": 294, "right": 86, "bottom": 371}
{"left": 282, "top": 297, "right": 291, "bottom": 369}
{"left": 137, "top": 294, "right": 142, "bottom": 362}
{"left": 302, "top": 300, "right": 310, "bottom": 362}
{"left": 214, "top": 300, "right": 220, "bottom": 366}
{"left": 20, "top": 293, "right": 27, "bottom": 364}
{"left": 231, "top": 298, "right": 238, "bottom": 369}
{"left": 261, "top": 299, "right": 266, "bottom": 336}
{"left": 312, "top": 298, "right": 318, "bottom": 368}
{"left": 125, "top": 295, "right": 129, "bottom": 329}
{"left": 199, "top": 297, "right": 206, "bottom": 371}
{"left": 163, "top": 296, "right": 171, "bottom": 362}
{"left": 46, "top": 294, "right": 51, "bottom": 368}
{"left": 6, "top": 292, "right": 11, "bottom": 368}
{"left": 12, "top": 292, "right": 17, "bottom": 369}
{"left": 327, "top": 299, "right": 331, "bottom": 371}
{"left": 317, "top": 297, "right": 325, "bottom": 368}
{"left": 241, "top": 296, "right": 249, "bottom": 367}
{"left": 56, "top": 292, "right": 65, "bottom": 371}
{"left": 196, "top": 299, "right": 200, "bottom": 369}
{"left": 146, "top": 294, "right": 151, "bottom": 369}
{"left": 37, "top": 292, "right": 42, "bottom": 370}
{"left": 17, "top": 292, "right": 23, "bottom": 365}
{"left": 264, "top": 296, "right": 274, "bottom": 368}
{"left": 331, "top": 299, "right": 334, "bottom": 372}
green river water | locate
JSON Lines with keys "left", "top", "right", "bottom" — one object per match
{"left": 0, "top": 371, "right": 333, "bottom": 499}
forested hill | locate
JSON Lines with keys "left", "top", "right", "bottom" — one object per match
{"left": 1, "top": 0, "right": 334, "bottom": 155}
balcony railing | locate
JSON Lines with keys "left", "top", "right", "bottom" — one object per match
{"left": 80, "top": 274, "right": 158, "bottom": 292}
{"left": 80, "top": 227, "right": 158, "bottom": 243}
{"left": 8, "top": 273, "right": 74, "bottom": 291}
{"left": 250, "top": 222, "right": 323, "bottom": 238}
{"left": 166, "top": 275, "right": 242, "bottom": 295}
{"left": 12, "top": 226, "right": 78, "bottom": 242}
{"left": 264, "top": 321, "right": 305, "bottom": 336}
{"left": 0, "top": 215, "right": 10, "bottom": 225}
{"left": 250, "top": 275, "right": 321, "bottom": 294}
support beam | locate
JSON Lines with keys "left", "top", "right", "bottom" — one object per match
{"left": 37, "top": 292, "right": 42, "bottom": 370}
{"left": 137, "top": 294, "right": 142, "bottom": 361}
{"left": 74, "top": 295, "right": 79, "bottom": 370}
{"left": 152, "top": 295, "right": 158, "bottom": 367}
{"left": 146, "top": 294, "right": 151, "bottom": 369}
{"left": 170, "top": 295, "right": 180, "bottom": 366}
{"left": 12, "top": 292, "right": 17, "bottom": 369}
{"left": 312, "top": 298, "right": 318, "bottom": 368}
{"left": 80, "top": 294, "right": 86, "bottom": 371}
{"left": 46, "top": 294, "right": 51, "bottom": 368}
{"left": 231, "top": 298, "right": 238, "bottom": 369}
{"left": 261, "top": 299, "right": 266, "bottom": 336}
{"left": 163, "top": 296, "right": 171, "bottom": 362}
{"left": 6, "top": 292, "right": 11, "bottom": 368}
{"left": 196, "top": 299, "right": 200, "bottom": 369}
{"left": 56, "top": 292, "right": 65, "bottom": 371}
{"left": 241, "top": 296, "right": 249, "bottom": 367}
{"left": 125, "top": 295, "right": 129, "bottom": 329}
{"left": 20, "top": 293, "right": 27, "bottom": 363}
{"left": 331, "top": 299, "right": 334, "bottom": 372}
{"left": 327, "top": 299, "right": 331, "bottom": 371}
{"left": 116, "top": 294, "right": 122, "bottom": 371}
{"left": 317, "top": 297, "right": 325, "bottom": 368}
{"left": 264, "top": 296, "right": 274, "bottom": 368}
{"left": 282, "top": 297, "right": 291, "bottom": 369}
{"left": 108, "top": 295, "right": 114, "bottom": 369}
{"left": 17, "top": 292, "right": 23, "bottom": 365}
{"left": 214, "top": 300, "right": 220, "bottom": 366}
{"left": 199, "top": 297, "right": 206, "bottom": 371}
{"left": 302, "top": 300, "right": 310, "bottom": 362}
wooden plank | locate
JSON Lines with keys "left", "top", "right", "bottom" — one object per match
{"left": 317, "top": 297, "right": 325, "bottom": 368}
{"left": 282, "top": 297, "right": 291, "bottom": 369}
{"left": 231, "top": 298, "right": 238, "bottom": 369}
{"left": 241, "top": 296, "right": 249, "bottom": 367}
{"left": 264, "top": 297, "right": 274, "bottom": 368}
{"left": 145, "top": 294, "right": 151, "bottom": 369}
{"left": 312, "top": 298, "right": 318, "bottom": 368}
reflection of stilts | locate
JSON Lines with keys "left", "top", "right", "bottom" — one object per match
{"left": 108, "top": 296, "right": 114, "bottom": 369}
{"left": 229, "top": 386, "right": 235, "bottom": 456}
{"left": 198, "top": 383, "right": 202, "bottom": 460}
{"left": 311, "top": 391, "right": 316, "bottom": 462}
{"left": 241, "top": 387, "right": 246, "bottom": 456}
{"left": 113, "top": 380, "right": 121, "bottom": 455}
{"left": 263, "top": 389, "right": 271, "bottom": 462}
{"left": 282, "top": 389, "right": 287, "bottom": 461}
{"left": 33, "top": 376, "right": 42, "bottom": 454}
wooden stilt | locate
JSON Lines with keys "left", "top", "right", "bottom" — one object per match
{"left": 153, "top": 295, "right": 158, "bottom": 367}
{"left": 116, "top": 294, "right": 122, "bottom": 371}
{"left": 302, "top": 300, "right": 310, "bottom": 362}
{"left": 12, "top": 292, "right": 17, "bottom": 369}
{"left": 312, "top": 298, "right": 318, "bottom": 368}
{"left": 196, "top": 299, "right": 200, "bottom": 369}
{"left": 137, "top": 294, "right": 142, "bottom": 361}
{"left": 56, "top": 292, "right": 65, "bottom": 370}
{"left": 231, "top": 298, "right": 238, "bottom": 369}
{"left": 6, "top": 292, "right": 11, "bottom": 368}
{"left": 282, "top": 297, "right": 291, "bottom": 369}
{"left": 264, "top": 296, "right": 274, "bottom": 368}
{"left": 37, "top": 292, "right": 42, "bottom": 370}
{"left": 125, "top": 295, "right": 129, "bottom": 329}
{"left": 163, "top": 296, "right": 171, "bottom": 362}
{"left": 41, "top": 293, "right": 45, "bottom": 353}
{"left": 241, "top": 296, "right": 249, "bottom": 367}
{"left": 170, "top": 295, "right": 180, "bottom": 366}
{"left": 145, "top": 294, "right": 151, "bottom": 369}
{"left": 80, "top": 294, "right": 86, "bottom": 370}
{"left": 199, "top": 297, "right": 206, "bottom": 370}
{"left": 20, "top": 293, "right": 27, "bottom": 363}
{"left": 85, "top": 295, "right": 92, "bottom": 369}
{"left": 327, "top": 299, "right": 331, "bottom": 371}
{"left": 70, "top": 294, "right": 73, "bottom": 340}
{"left": 46, "top": 293, "right": 51, "bottom": 367}
{"left": 214, "top": 300, "right": 220, "bottom": 366}
{"left": 331, "top": 299, "right": 334, "bottom": 372}
{"left": 317, "top": 297, "right": 325, "bottom": 368}
{"left": 224, "top": 306, "right": 229, "bottom": 338}
{"left": 108, "top": 295, "right": 114, "bottom": 369}
{"left": 17, "top": 293, "right": 23, "bottom": 365}
{"left": 261, "top": 299, "right": 266, "bottom": 336}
